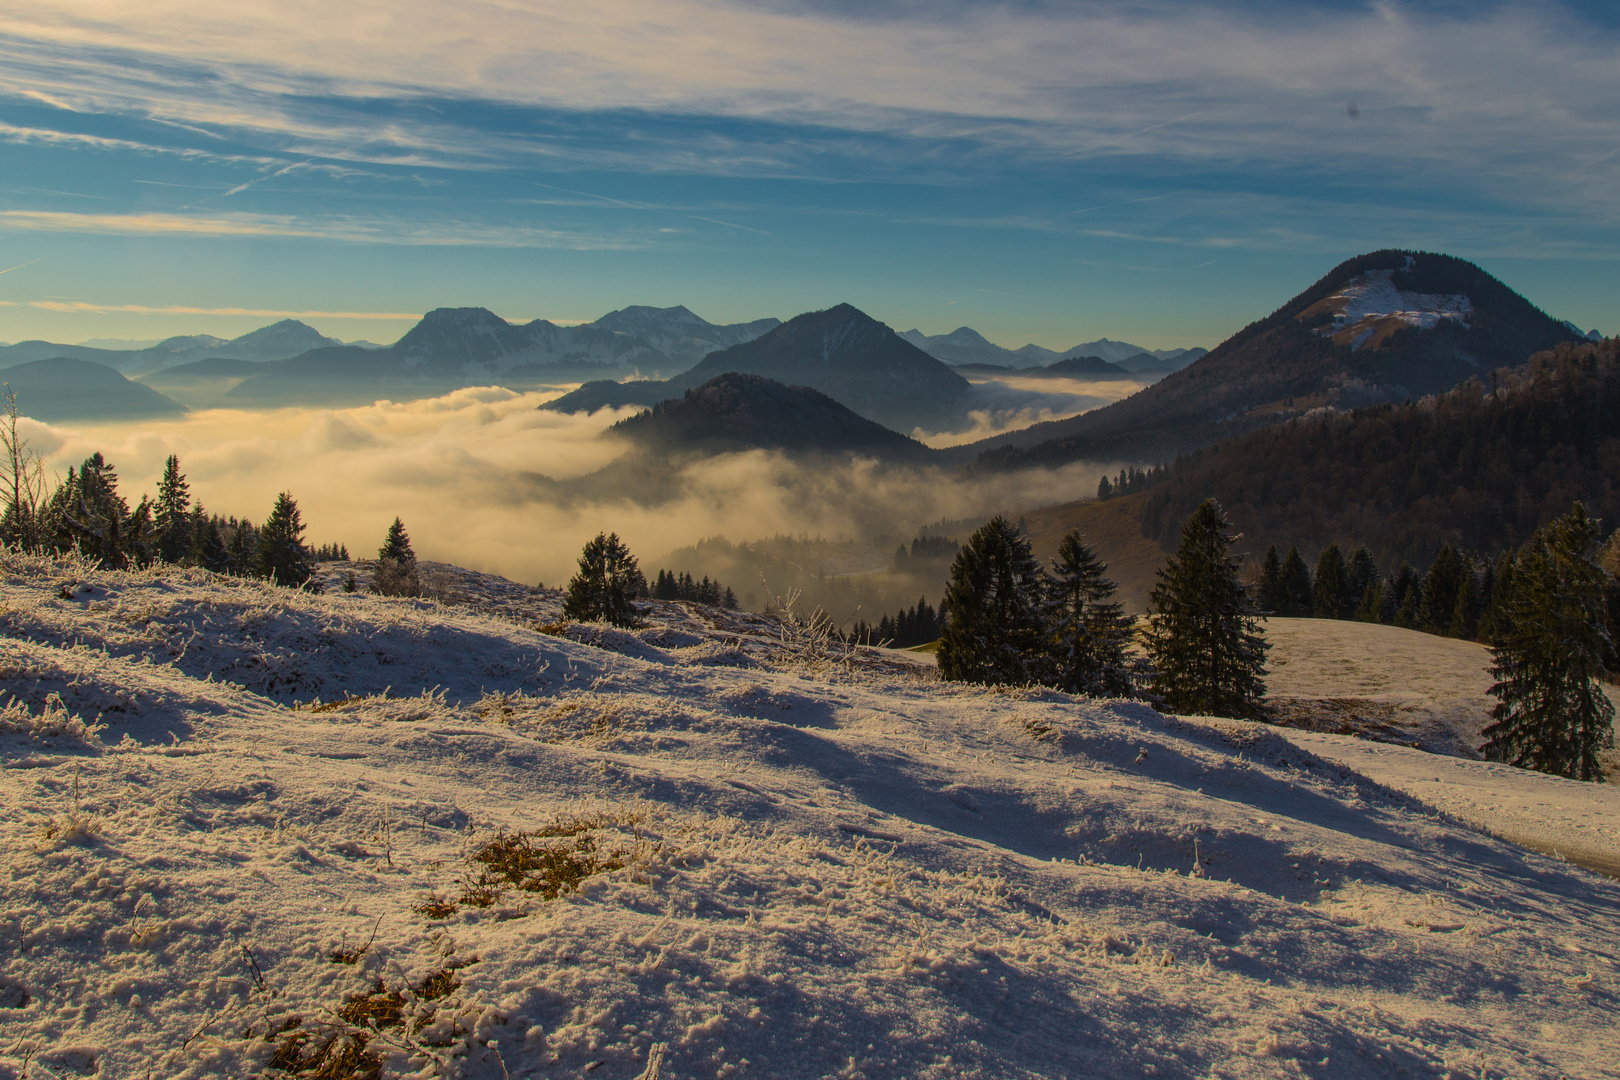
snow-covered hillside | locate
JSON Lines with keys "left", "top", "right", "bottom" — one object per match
{"left": 2, "top": 556, "right": 1617, "bottom": 1079}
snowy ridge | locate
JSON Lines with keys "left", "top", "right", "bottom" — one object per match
{"left": 1, "top": 555, "right": 1616, "bottom": 1078}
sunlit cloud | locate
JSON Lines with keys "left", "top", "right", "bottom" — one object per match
{"left": 0, "top": 209, "right": 650, "bottom": 248}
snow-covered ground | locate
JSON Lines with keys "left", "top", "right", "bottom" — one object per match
{"left": 1309, "top": 268, "right": 1472, "bottom": 350}
{"left": 2, "top": 557, "right": 1618, "bottom": 1079}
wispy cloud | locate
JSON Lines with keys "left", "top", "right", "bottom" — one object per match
{"left": 0, "top": 301, "right": 422, "bottom": 319}
{"left": 0, "top": 209, "right": 650, "bottom": 249}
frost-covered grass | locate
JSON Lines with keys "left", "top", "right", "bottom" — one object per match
{"left": 1, "top": 555, "right": 1617, "bottom": 1079}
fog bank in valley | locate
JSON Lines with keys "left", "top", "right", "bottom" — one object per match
{"left": 22, "top": 386, "right": 1112, "bottom": 590}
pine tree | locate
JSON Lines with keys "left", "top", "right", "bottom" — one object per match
{"left": 1481, "top": 503, "right": 1615, "bottom": 781}
{"left": 1449, "top": 563, "right": 1482, "bottom": 640}
{"left": 937, "top": 515, "right": 1048, "bottom": 686}
{"left": 1047, "top": 529, "right": 1133, "bottom": 697}
{"left": 1276, "top": 545, "right": 1315, "bottom": 617}
{"left": 123, "top": 497, "right": 158, "bottom": 568}
{"left": 1313, "top": 545, "right": 1346, "bottom": 619}
{"left": 1142, "top": 499, "right": 1268, "bottom": 718}
{"left": 1354, "top": 580, "right": 1383, "bottom": 622}
{"left": 378, "top": 517, "right": 416, "bottom": 563}
{"left": 199, "top": 520, "right": 232, "bottom": 573}
{"left": 57, "top": 453, "right": 130, "bottom": 568}
{"left": 562, "top": 532, "right": 646, "bottom": 627}
{"left": 1257, "top": 545, "right": 1282, "bottom": 614}
{"left": 256, "top": 493, "right": 312, "bottom": 587}
{"left": 1345, "top": 547, "right": 1378, "bottom": 615}
{"left": 1417, "top": 545, "right": 1465, "bottom": 635}
{"left": 154, "top": 454, "right": 192, "bottom": 564}
{"left": 1391, "top": 562, "right": 1421, "bottom": 627}
{"left": 372, "top": 516, "right": 421, "bottom": 596}
{"left": 1097, "top": 475, "right": 1113, "bottom": 499}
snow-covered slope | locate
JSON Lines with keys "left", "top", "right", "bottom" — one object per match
{"left": 2, "top": 556, "right": 1617, "bottom": 1079}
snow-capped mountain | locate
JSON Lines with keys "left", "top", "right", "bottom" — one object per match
{"left": 960, "top": 249, "right": 1584, "bottom": 466}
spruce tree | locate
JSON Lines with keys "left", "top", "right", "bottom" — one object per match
{"left": 1391, "top": 562, "right": 1421, "bottom": 627}
{"left": 199, "top": 520, "right": 232, "bottom": 573}
{"left": 562, "top": 532, "right": 646, "bottom": 627}
{"left": 1312, "top": 545, "right": 1346, "bottom": 619}
{"left": 1354, "top": 580, "right": 1384, "bottom": 622}
{"left": 256, "top": 493, "right": 312, "bottom": 587}
{"left": 1449, "top": 563, "right": 1482, "bottom": 640}
{"left": 1047, "top": 530, "right": 1133, "bottom": 697}
{"left": 1142, "top": 499, "right": 1268, "bottom": 718}
{"left": 154, "top": 454, "right": 192, "bottom": 564}
{"left": 937, "top": 515, "right": 1048, "bottom": 686}
{"left": 372, "top": 516, "right": 421, "bottom": 596}
{"left": 1416, "top": 545, "right": 1465, "bottom": 635}
{"left": 1257, "top": 545, "right": 1282, "bottom": 614}
{"left": 378, "top": 517, "right": 416, "bottom": 563}
{"left": 1345, "top": 547, "right": 1378, "bottom": 614}
{"left": 1481, "top": 503, "right": 1615, "bottom": 780}
{"left": 1277, "top": 545, "right": 1314, "bottom": 617}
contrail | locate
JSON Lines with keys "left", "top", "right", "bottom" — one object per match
{"left": 220, "top": 159, "right": 311, "bottom": 199}
{"left": 0, "top": 256, "right": 45, "bottom": 276}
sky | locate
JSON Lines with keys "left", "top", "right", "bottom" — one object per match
{"left": 1, "top": 0, "right": 1618, "bottom": 351}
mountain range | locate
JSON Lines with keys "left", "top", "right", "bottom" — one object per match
{"left": 0, "top": 320, "right": 346, "bottom": 377}
{"left": 896, "top": 327, "right": 1205, "bottom": 372}
{"left": 545, "top": 304, "right": 974, "bottom": 431}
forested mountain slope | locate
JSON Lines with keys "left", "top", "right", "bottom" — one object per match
{"left": 1026, "top": 338, "right": 1620, "bottom": 601}
{"left": 970, "top": 250, "right": 1581, "bottom": 468}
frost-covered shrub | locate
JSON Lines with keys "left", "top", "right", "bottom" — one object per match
{"left": 0, "top": 692, "right": 105, "bottom": 744}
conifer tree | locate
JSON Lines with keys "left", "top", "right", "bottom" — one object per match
{"left": 937, "top": 515, "right": 1048, "bottom": 686}
{"left": 199, "top": 520, "right": 232, "bottom": 573}
{"left": 1346, "top": 547, "right": 1378, "bottom": 614}
{"left": 1313, "top": 545, "right": 1347, "bottom": 619}
{"left": 372, "top": 516, "right": 421, "bottom": 596}
{"left": 1276, "top": 546, "right": 1314, "bottom": 617}
{"left": 1354, "top": 580, "right": 1384, "bottom": 622}
{"left": 1047, "top": 530, "right": 1133, "bottom": 697}
{"left": 1142, "top": 499, "right": 1268, "bottom": 717}
{"left": 1482, "top": 503, "right": 1615, "bottom": 781}
{"left": 378, "top": 517, "right": 416, "bottom": 563}
{"left": 256, "top": 493, "right": 312, "bottom": 587}
{"left": 123, "top": 497, "right": 158, "bottom": 568}
{"left": 563, "top": 532, "right": 646, "bottom": 627}
{"left": 1390, "top": 562, "right": 1421, "bottom": 627}
{"left": 154, "top": 454, "right": 192, "bottom": 563}
{"left": 1449, "top": 563, "right": 1482, "bottom": 640}
{"left": 1257, "top": 545, "right": 1282, "bottom": 614}
{"left": 1417, "top": 545, "right": 1465, "bottom": 635}
{"left": 56, "top": 453, "right": 131, "bottom": 567}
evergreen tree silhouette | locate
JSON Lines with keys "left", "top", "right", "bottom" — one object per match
{"left": 256, "top": 493, "right": 312, "bottom": 587}
{"left": 1482, "top": 503, "right": 1615, "bottom": 780}
{"left": 1047, "top": 529, "right": 1133, "bottom": 697}
{"left": 563, "top": 532, "right": 645, "bottom": 627}
{"left": 1142, "top": 499, "right": 1269, "bottom": 718}
{"left": 938, "top": 515, "right": 1048, "bottom": 686}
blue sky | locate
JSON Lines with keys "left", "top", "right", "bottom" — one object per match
{"left": 0, "top": 0, "right": 1617, "bottom": 351}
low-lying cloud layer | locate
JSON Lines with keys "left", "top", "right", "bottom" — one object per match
{"left": 23, "top": 387, "right": 1109, "bottom": 590}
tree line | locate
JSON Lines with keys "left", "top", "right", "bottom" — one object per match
{"left": 1135, "top": 338, "right": 1620, "bottom": 571}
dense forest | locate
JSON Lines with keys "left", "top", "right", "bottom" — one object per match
{"left": 1133, "top": 339, "right": 1620, "bottom": 570}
